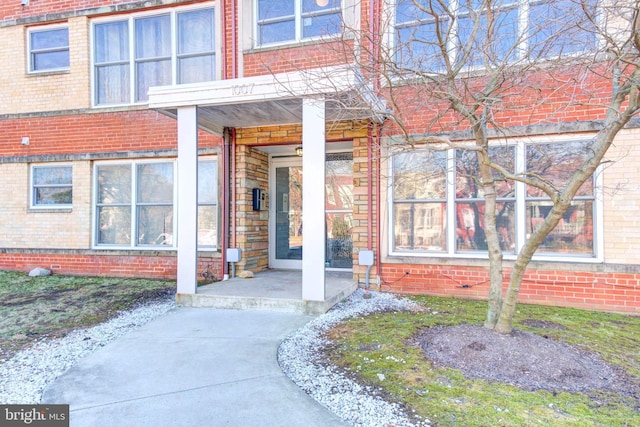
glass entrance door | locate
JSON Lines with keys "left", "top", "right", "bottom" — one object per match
{"left": 269, "top": 153, "right": 354, "bottom": 270}
{"left": 270, "top": 159, "right": 303, "bottom": 269}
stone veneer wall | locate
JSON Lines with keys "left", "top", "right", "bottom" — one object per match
{"left": 233, "top": 121, "right": 371, "bottom": 274}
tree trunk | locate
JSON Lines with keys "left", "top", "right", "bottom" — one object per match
{"left": 494, "top": 201, "right": 569, "bottom": 333}
{"left": 477, "top": 152, "right": 504, "bottom": 330}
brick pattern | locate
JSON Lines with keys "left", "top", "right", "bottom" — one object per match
{"left": 0, "top": 16, "right": 91, "bottom": 115}
{"left": 0, "top": 251, "right": 222, "bottom": 281}
{"left": 0, "top": 161, "right": 91, "bottom": 248}
{"left": 243, "top": 40, "right": 354, "bottom": 78}
{"left": 380, "top": 66, "right": 612, "bottom": 136}
{"left": 0, "top": 110, "right": 221, "bottom": 157}
{"left": 380, "top": 263, "right": 640, "bottom": 314}
{"left": 0, "top": 0, "right": 196, "bottom": 22}
{"left": 351, "top": 132, "right": 379, "bottom": 279}
{"left": 602, "top": 127, "right": 640, "bottom": 264}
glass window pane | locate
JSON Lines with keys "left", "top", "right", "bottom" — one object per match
{"left": 396, "top": 0, "right": 445, "bottom": 24}
{"left": 178, "top": 9, "right": 214, "bottom": 55}
{"left": 31, "top": 28, "right": 68, "bottom": 50}
{"left": 456, "top": 8, "right": 517, "bottom": 66}
{"left": 97, "top": 165, "right": 131, "bottom": 204}
{"left": 394, "top": 202, "right": 446, "bottom": 251}
{"left": 137, "top": 163, "right": 173, "bottom": 203}
{"left": 96, "top": 65, "right": 130, "bottom": 105}
{"left": 95, "top": 21, "right": 129, "bottom": 63}
{"left": 97, "top": 206, "right": 131, "bottom": 244}
{"left": 456, "top": 146, "right": 514, "bottom": 199}
{"left": 302, "top": 0, "right": 340, "bottom": 13}
{"left": 396, "top": 22, "right": 448, "bottom": 70}
{"left": 455, "top": 201, "right": 515, "bottom": 253}
{"left": 526, "top": 141, "right": 594, "bottom": 197}
{"left": 34, "top": 166, "right": 71, "bottom": 185}
{"left": 198, "top": 161, "right": 217, "bottom": 203}
{"left": 326, "top": 155, "right": 353, "bottom": 210}
{"left": 198, "top": 206, "right": 217, "bottom": 247}
{"left": 528, "top": 0, "right": 597, "bottom": 58}
{"left": 33, "top": 50, "right": 69, "bottom": 70}
{"left": 137, "top": 206, "right": 173, "bottom": 245}
{"left": 526, "top": 200, "right": 594, "bottom": 255}
{"left": 179, "top": 55, "right": 215, "bottom": 84}
{"left": 302, "top": 12, "right": 341, "bottom": 38}
{"left": 393, "top": 151, "right": 447, "bottom": 200}
{"left": 136, "top": 60, "right": 171, "bottom": 101}
{"left": 258, "top": 0, "right": 294, "bottom": 20}
{"left": 259, "top": 20, "right": 295, "bottom": 44}
{"left": 135, "top": 15, "right": 171, "bottom": 59}
{"left": 326, "top": 212, "right": 353, "bottom": 268}
{"left": 35, "top": 187, "right": 72, "bottom": 205}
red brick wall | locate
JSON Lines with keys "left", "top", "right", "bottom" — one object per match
{"left": 0, "top": 0, "right": 200, "bottom": 21}
{"left": 0, "top": 251, "right": 223, "bottom": 281}
{"left": 381, "top": 65, "right": 612, "bottom": 135}
{"left": 381, "top": 264, "right": 640, "bottom": 314}
{"left": 243, "top": 40, "right": 354, "bottom": 78}
{"left": 0, "top": 110, "right": 221, "bottom": 156}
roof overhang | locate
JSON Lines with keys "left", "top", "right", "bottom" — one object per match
{"left": 147, "top": 65, "right": 387, "bottom": 135}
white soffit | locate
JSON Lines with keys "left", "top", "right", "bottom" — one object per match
{"left": 147, "top": 65, "right": 360, "bottom": 109}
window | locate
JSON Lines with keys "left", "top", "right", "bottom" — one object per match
{"left": 93, "top": 6, "right": 214, "bottom": 105}
{"left": 198, "top": 160, "right": 218, "bottom": 248}
{"left": 29, "top": 26, "right": 70, "bottom": 72}
{"left": 525, "top": 142, "right": 595, "bottom": 255}
{"left": 393, "top": 151, "right": 447, "bottom": 251}
{"left": 30, "top": 165, "right": 72, "bottom": 208}
{"left": 391, "top": 140, "right": 598, "bottom": 259}
{"left": 94, "top": 159, "right": 217, "bottom": 249}
{"left": 256, "top": 0, "right": 341, "bottom": 46}
{"left": 95, "top": 162, "right": 173, "bottom": 247}
{"left": 394, "top": 0, "right": 597, "bottom": 70}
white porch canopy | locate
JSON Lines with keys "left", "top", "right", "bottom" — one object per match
{"left": 147, "top": 65, "right": 384, "bottom": 303}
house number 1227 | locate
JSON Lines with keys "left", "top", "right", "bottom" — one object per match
{"left": 231, "top": 83, "right": 254, "bottom": 96}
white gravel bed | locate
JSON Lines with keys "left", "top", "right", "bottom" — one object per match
{"left": 278, "top": 288, "right": 432, "bottom": 427}
{"left": 0, "top": 297, "right": 176, "bottom": 404}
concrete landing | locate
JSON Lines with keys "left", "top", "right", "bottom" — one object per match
{"left": 177, "top": 270, "right": 358, "bottom": 315}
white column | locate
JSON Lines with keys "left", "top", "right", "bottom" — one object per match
{"left": 176, "top": 106, "right": 199, "bottom": 295}
{"left": 302, "top": 97, "right": 326, "bottom": 301}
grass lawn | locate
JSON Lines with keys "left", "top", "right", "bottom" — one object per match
{"left": 326, "top": 296, "right": 640, "bottom": 427}
{"left": 0, "top": 270, "right": 175, "bottom": 360}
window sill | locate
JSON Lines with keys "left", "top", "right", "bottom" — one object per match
{"left": 27, "top": 69, "right": 70, "bottom": 77}
{"left": 28, "top": 207, "right": 72, "bottom": 213}
{"left": 384, "top": 252, "right": 603, "bottom": 265}
{"left": 246, "top": 33, "right": 354, "bottom": 54}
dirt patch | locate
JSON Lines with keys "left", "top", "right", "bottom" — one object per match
{"left": 521, "top": 319, "right": 567, "bottom": 330}
{"left": 416, "top": 324, "right": 639, "bottom": 396}
{"left": 0, "top": 273, "right": 175, "bottom": 360}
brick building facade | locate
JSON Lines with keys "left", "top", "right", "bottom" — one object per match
{"left": 1, "top": 0, "right": 639, "bottom": 313}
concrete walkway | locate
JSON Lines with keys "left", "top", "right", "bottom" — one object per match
{"left": 42, "top": 308, "right": 348, "bottom": 427}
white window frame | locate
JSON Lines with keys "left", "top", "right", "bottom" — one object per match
{"left": 253, "top": 0, "right": 343, "bottom": 48}
{"left": 92, "top": 157, "right": 219, "bottom": 250}
{"left": 27, "top": 24, "right": 70, "bottom": 73}
{"left": 29, "top": 164, "right": 73, "bottom": 209}
{"left": 391, "top": 0, "right": 600, "bottom": 71}
{"left": 90, "top": 3, "right": 217, "bottom": 107}
{"left": 93, "top": 160, "right": 177, "bottom": 250}
{"left": 388, "top": 135, "right": 604, "bottom": 263}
